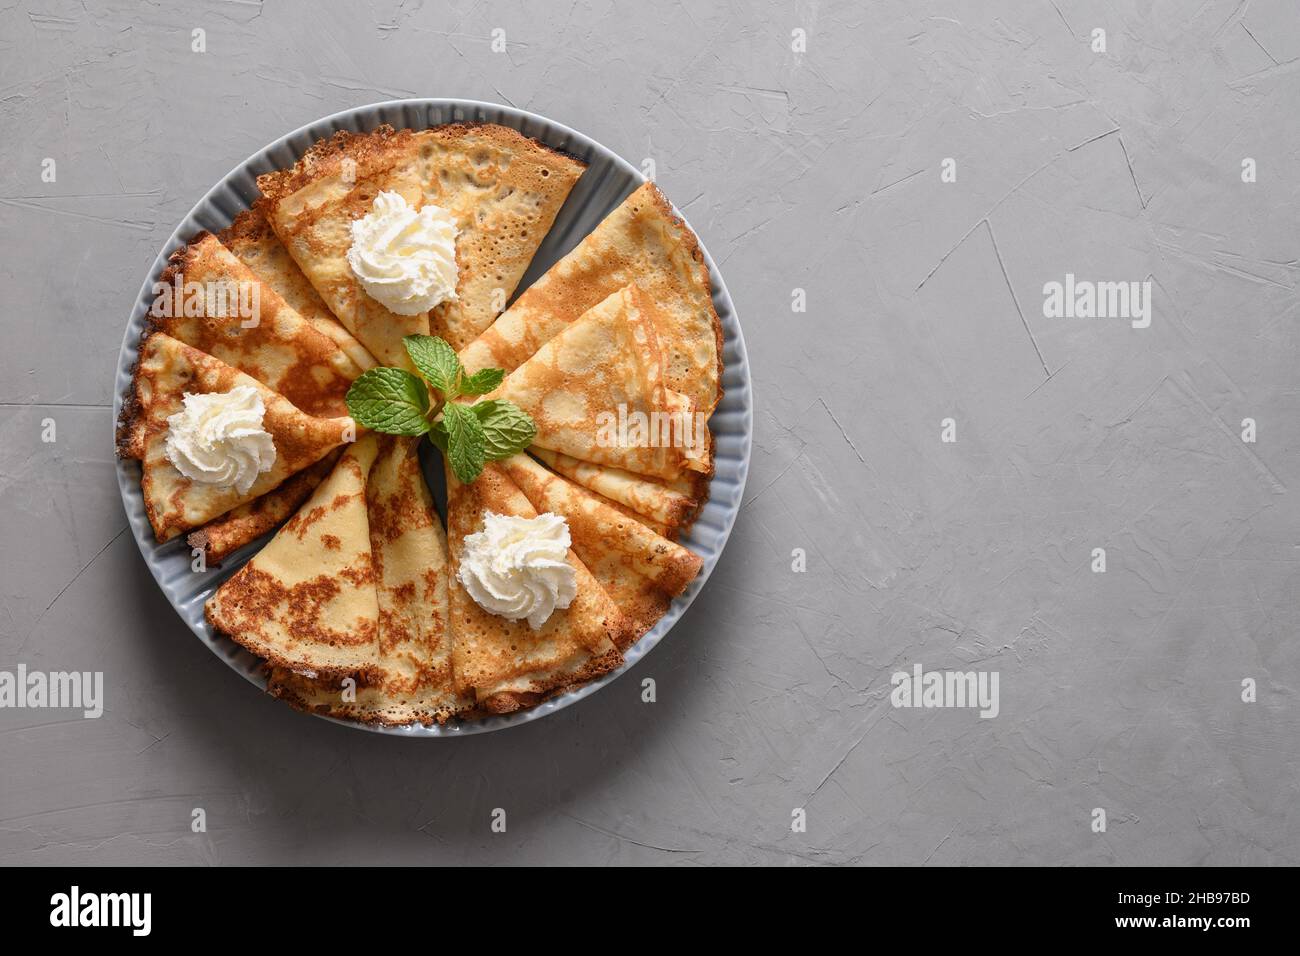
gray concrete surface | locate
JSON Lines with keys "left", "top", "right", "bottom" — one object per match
{"left": 2, "top": 0, "right": 1298, "bottom": 865}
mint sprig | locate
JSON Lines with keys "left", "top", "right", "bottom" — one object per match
{"left": 344, "top": 334, "right": 535, "bottom": 483}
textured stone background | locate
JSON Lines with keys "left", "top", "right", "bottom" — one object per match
{"left": 2, "top": 0, "right": 1298, "bottom": 865}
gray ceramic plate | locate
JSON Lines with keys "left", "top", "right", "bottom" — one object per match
{"left": 114, "top": 99, "right": 752, "bottom": 736}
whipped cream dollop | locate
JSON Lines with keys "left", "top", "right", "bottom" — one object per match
{"left": 457, "top": 511, "right": 577, "bottom": 630}
{"left": 346, "top": 190, "right": 459, "bottom": 315}
{"left": 164, "top": 385, "right": 276, "bottom": 495}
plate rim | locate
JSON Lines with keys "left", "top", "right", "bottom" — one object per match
{"left": 113, "top": 97, "right": 752, "bottom": 737}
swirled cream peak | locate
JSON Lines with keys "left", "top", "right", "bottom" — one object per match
{"left": 164, "top": 385, "right": 276, "bottom": 495}
{"left": 457, "top": 511, "right": 577, "bottom": 629}
{"left": 346, "top": 191, "right": 459, "bottom": 315}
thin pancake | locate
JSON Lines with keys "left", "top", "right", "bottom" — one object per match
{"left": 268, "top": 436, "right": 470, "bottom": 724}
{"left": 460, "top": 180, "right": 723, "bottom": 414}
{"left": 187, "top": 449, "right": 341, "bottom": 565}
{"left": 116, "top": 333, "right": 355, "bottom": 542}
{"left": 220, "top": 204, "right": 376, "bottom": 372}
{"left": 206, "top": 436, "right": 381, "bottom": 680}
{"left": 152, "top": 232, "right": 359, "bottom": 417}
{"left": 529, "top": 447, "right": 700, "bottom": 535}
{"left": 258, "top": 123, "right": 587, "bottom": 366}
{"left": 485, "top": 284, "right": 712, "bottom": 480}
{"left": 412, "top": 124, "right": 587, "bottom": 350}
{"left": 258, "top": 126, "right": 433, "bottom": 369}
{"left": 445, "top": 461, "right": 625, "bottom": 713}
{"left": 500, "top": 454, "right": 702, "bottom": 647}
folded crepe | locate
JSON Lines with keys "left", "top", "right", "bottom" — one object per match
{"left": 484, "top": 284, "right": 712, "bottom": 481}
{"left": 258, "top": 123, "right": 586, "bottom": 367}
{"left": 220, "top": 204, "right": 376, "bottom": 372}
{"left": 530, "top": 447, "right": 701, "bottom": 537}
{"left": 445, "top": 461, "right": 626, "bottom": 713}
{"left": 257, "top": 126, "right": 432, "bottom": 369}
{"left": 187, "top": 450, "right": 341, "bottom": 565}
{"left": 151, "top": 232, "right": 360, "bottom": 417}
{"left": 206, "top": 435, "right": 381, "bottom": 679}
{"left": 179, "top": 208, "right": 374, "bottom": 564}
{"left": 116, "top": 333, "right": 355, "bottom": 542}
{"left": 412, "top": 124, "right": 587, "bottom": 350}
{"left": 459, "top": 181, "right": 723, "bottom": 415}
{"left": 267, "top": 436, "right": 471, "bottom": 724}
{"left": 500, "top": 454, "right": 702, "bottom": 646}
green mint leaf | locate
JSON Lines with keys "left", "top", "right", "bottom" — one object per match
{"left": 457, "top": 367, "right": 505, "bottom": 396}
{"left": 345, "top": 367, "right": 430, "bottom": 436}
{"left": 443, "top": 401, "right": 486, "bottom": 484}
{"left": 470, "top": 399, "right": 537, "bottom": 461}
{"left": 403, "top": 334, "right": 462, "bottom": 395}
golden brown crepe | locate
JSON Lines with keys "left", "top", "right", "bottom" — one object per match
{"left": 459, "top": 180, "right": 723, "bottom": 414}
{"left": 151, "top": 232, "right": 360, "bottom": 417}
{"left": 530, "top": 447, "right": 701, "bottom": 536}
{"left": 206, "top": 436, "right": 381, "bottom": 680}
{"left": 187, "top": 449, "right": 341, "bottom": 565}
{"left": 484, "top": 284, "right": 712, "bottom": 480}
{"left": 412, "top": 124, "right": 587, "bottom": 350}
{"left": 445, "top": 461, "right": 625, "bottom": 713}
{"left": 220, "top": 204, "right": 376, "bottom": 372}
{"left": 500, "top": 454, "right": 702, "bottom": 647}
{"left": 267, "top": 436, "right": 471, "bottom": 724}
{"left": 258, "top": 126, "right": 432, "bottom": 369}
{"left": 116, "top": 333, "right": 356, "bottom": 542}
{"left": 169, "top": 208, "right": 375, "bottom": 566}
{"left": 257, "top": 123, "right": 586, "bottom": 367}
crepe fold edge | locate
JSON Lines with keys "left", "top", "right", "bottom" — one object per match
{"left": 115, "top": 332, "right": 356, "bottom": 542}
{"left": 205, "top": 435, "right": 383, "bottom": 681}
{"left": 444, "top": 461, "right": 628, "bottom": 712}
{"left": 501, "top": 452, "right": 702, "bottom": 648}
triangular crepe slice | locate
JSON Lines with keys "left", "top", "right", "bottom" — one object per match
{"left": 501, "top": 454, "right": 702, "bottom": 647}
{"left": 485, "top": 284, "right": 713, "bottom": 480}
{"left": 220, "top": 204, "right": 376, "bottom": 372}
{"left": 187, "top": 449, "right": 341, "bottom": 565}
{"left": 411, "top": 124, "right": 587, "bottom": 350}
{"left": 268, "top": 437, "right": 472, "bottom": 724}
{"left": 530, "top": 448, "right": 702, "bottom": 538}
{"left": 258, "top": 123, "right": 587, "bottom": 366}
{"left": 258, "top": 126, "right": 434, "bottom": 369}
{"left": 206, "top": 435, "right": 381, "bottom": 680}
{"left": 152, "top": 232, "right": 361, "bottom": 417}
{"left": 116, "top": 333, "right": 355, "bottom": 542}
{"left": 460, "top": 181, "right": 723, "bottom": 414}
{"left": 445, "top": 461, "right": 625, "bottom": 713}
